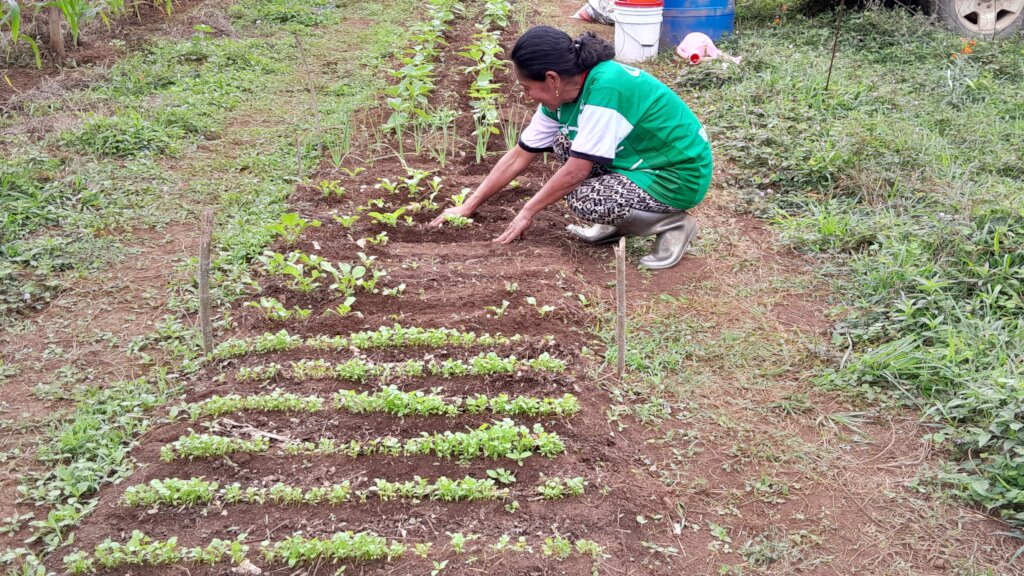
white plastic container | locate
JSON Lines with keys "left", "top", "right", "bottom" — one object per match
{"left": 614, "top": 4, "right": 663, "bottom": 63}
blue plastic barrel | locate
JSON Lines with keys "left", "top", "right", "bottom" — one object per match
{"left": 660, "top": 0, "right": 735, "bottom": 48}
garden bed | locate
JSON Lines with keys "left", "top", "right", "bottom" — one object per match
{"left": 52, "top": 1, "right": 694, "bottom": 573}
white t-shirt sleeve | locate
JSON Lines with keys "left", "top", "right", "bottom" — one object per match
{"left": 570, "top": 104, "right": 634, "bottom": 164}
{"left": 518, "top": 105, "right": 560, "bottom": 152}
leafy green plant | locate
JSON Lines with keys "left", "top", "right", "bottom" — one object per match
{"left": 250, "top": 351, "right": 564, "bottom": 384}
{"left": 333, "top": 213, "right": 360, "bottom": 228}
{"left": 64, "top": 530, "right": 249, "bottom": 573}
{"left": 121, "top": 478, "right": 219, "bottom": 507}
{"left": 367, "top": 206, "right": 410, "bottom": 226}
{"left": 181, "top": 390, "right": 324, "bottom": 420}
{"left": 484, "top": 300, "right": 510, "bottom": 318}
{"left": 281, "top": 419, "right": 565, "bottom": 463}
{"left": 328, "top": 295, "right": 358, "bottom": 317}
{"left": 244, "top": 297, "right": 312, "bottom": 321}
{"left": 258, "top": 251, "right": 321, "bottom": 293}
{"left": 525, "top": 296, "right": 555, "bottom": 317}
{"left": 448, "top": 532, "right": 477, "bottom": 554}
{"left": 266, "top": 212, "right": 320, "bottom": 245}
{"left": 1, "top": 0, "right": 41, "bottom": 67}
{"left": 64, "top": 111, "right": 185, "bottom": 157}
{"left": 491, "top": 534, "right": 531, "bottom": 552}
{"left": 318, "top": 179, "right": 345, "bottom": 198}
{"left": 542, "top": 534, "right": 572, "bottom": 560}
{"left": 537, "top": 476, "right": 586, "bottom": 500}
{"left": 443, "top": 214, "right": 473, "bottom": 228}
{"left": 0, "top": 512, "right": 32, "bottom": 536}
{"left": 46, "top": 0, "right": 104, "bottom": 47}
{"left": 450, "top": 187, "right": 469, "bottom": 206}
{"left": 211, "top": 324, "right": 519, "bottom": 360}
{"left": 261, "top": 531, "right": 406, "bottom": 565}
{"left": 160, "top": 433, "right": 270, "bottom": 462}
{"left": 486, "top": 468, "right": 515, "bottom": 485}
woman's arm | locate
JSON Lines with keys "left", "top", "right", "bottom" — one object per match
{"left": 429, "top": 145, "right": 538, "bottom": 226}
{"left": 494, "top": 156, "right": 593, "bottom": 244}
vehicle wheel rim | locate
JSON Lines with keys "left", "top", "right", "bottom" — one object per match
{"left": 955, "top": 0, "right": 1024, "bottom": 34}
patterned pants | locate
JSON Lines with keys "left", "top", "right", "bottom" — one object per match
{"left": 554, "top": 133, "right": 681, "bottom": 226}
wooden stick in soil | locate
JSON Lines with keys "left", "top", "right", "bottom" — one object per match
{"left": 48, "top": 6, "right": 66, "bottom": 63}
{"left": 825, "top": 5, "right": 844, "bottom": 91}
{"left": 293, "top": 33, "right": 324, "bottom": 156}
{"left": 199, "top": 209, "right": 214, "bottom": 355}
{"left": 615, "top": 237, "right": 627, "bottom": 380}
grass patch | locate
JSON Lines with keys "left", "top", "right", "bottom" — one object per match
{"left": 673, "top": 6, "right": 1024, "bottom": 526}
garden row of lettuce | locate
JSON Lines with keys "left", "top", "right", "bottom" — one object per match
{"left": 120, "top": 473, "right": 585, "bottom": 507}
{"left": 62, "top": 529, "right": 606, "bottom": 574}
{"left": 179, "top": 387, "right": 579, "bottom": 419}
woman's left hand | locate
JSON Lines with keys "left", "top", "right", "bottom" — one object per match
{"left": 494, "top": 212, "right": 533, "bottom": 244}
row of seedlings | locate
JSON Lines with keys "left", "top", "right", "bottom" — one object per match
{"left": 462, "top": 0, "right": 513, "bottom": 162}
{"left": 63, "top": 529, "right": 607, "bottom": 574}
{"left": 383, "top": 0, "right": 463, "bottom": 155}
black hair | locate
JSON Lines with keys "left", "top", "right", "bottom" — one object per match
{"left": 510, "top": 26, "right": 615, "bottom": 81}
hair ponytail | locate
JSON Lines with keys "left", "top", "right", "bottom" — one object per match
{"left": 511, "top": 26, "right": 614, "bottom": 81}
{"left": 574, "top": 32, "right": 615, "bottom": 70}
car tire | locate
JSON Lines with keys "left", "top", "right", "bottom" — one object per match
{"left": 933, "top": 0, "right": 1024, "bottom": 38}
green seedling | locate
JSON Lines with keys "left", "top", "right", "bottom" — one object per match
{"left": 525, "top": 296, "right": 555, "bottom": 317}
{"left": 244, "top": 297, "right": 312, "bottom": 321}
{"left": 333, "top": 213, "right": 360, "bottom": 228}
{"left": 318, "top": 180, "right": 346, "bottom": 198}
{"left": 339, "top": 167, "right": 365, "bottom": 178}
{"left": 259, "top": 251, "right": 321, "bottom": 293}
{"left": 450, "top": 188, "right": 470, "bottom": 206}
{"left": 484, "top": 300, "right": 510, "bottom": 318}
{"left": 537, "top": 476, "right": 586, "bottom": 500}
{"left": 327, "top": 296, "right": 358, "bottom": 317}
{"left": 375, "top": 177, "right": 405, "bottom": 195}
{"left": 358, "top": 198, "right": 387, "bottom": 212}
{"left": 486, "top": 468, "right": 516, "bottom": 485}
{"left": 542, "top": 535, "right": 572, "bottom": 560}
{"left": 367, "top": 207, "right": 410, "bottom": 226}
{"left": 414, "top": 542, "right": 432, "bottom": 558}
{"left": 267, "top": 213, "right": 320, "bottom": 246}
{"left": 443, "top": 214, "right": 473, "bottom": 228}
{"left": 362, "top": 232, "right": 389, "bottom": 246}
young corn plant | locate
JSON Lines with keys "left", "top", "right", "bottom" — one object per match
{"left": 1, "top": 0, "right": 42, "bottom": 67}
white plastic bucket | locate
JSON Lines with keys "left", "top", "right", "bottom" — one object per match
{"left": 614, "top": 5, "right": 663, "bottom": 63}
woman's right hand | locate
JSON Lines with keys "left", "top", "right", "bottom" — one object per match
{"left": 428, "top": 204, "right": 475, "bottom": 228}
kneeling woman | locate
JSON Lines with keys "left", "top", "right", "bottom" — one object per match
{"left": 431, "top": 26, "right": 712, "bottom": 269}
